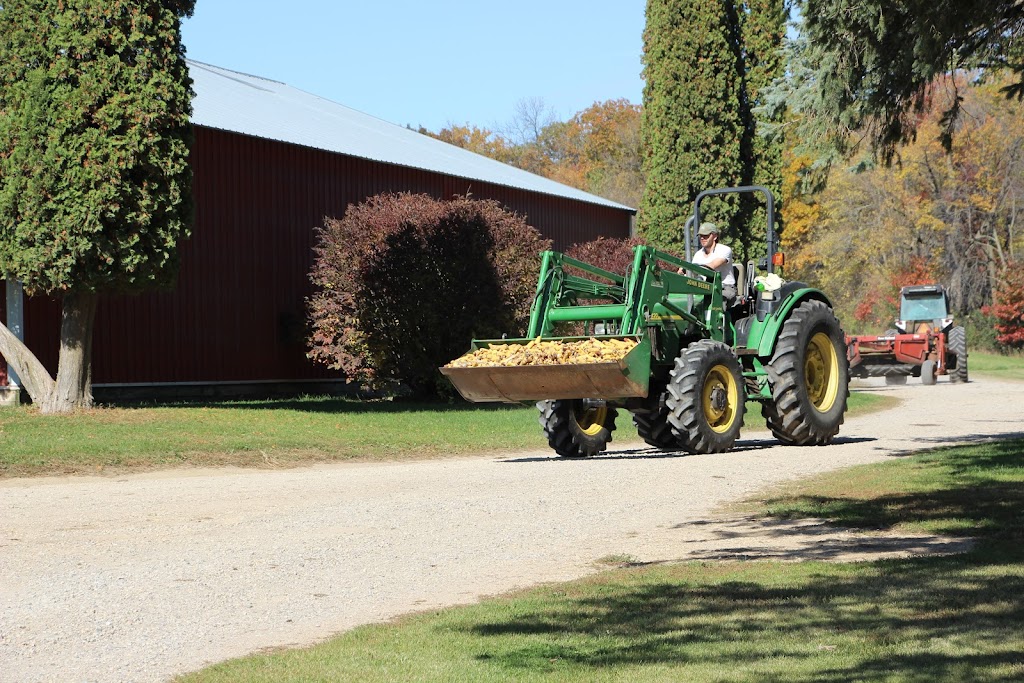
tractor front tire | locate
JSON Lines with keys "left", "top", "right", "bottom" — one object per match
{"left": 921, "top": 359, "right": 937, "bottom": 385}
{"left": 948, "top": 326, "right": 968, "bottom": 383}
{"left": 762, "top": 299, "right": 850, "bottom": 445}
{"left": 538, "top": 399, "right": 618, "bottom": 458}
{"left": 665, "top": 340, "right": 745, "bottom": 454}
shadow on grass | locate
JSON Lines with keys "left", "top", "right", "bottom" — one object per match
{"left": 765, "top": 438, "right": 1024, "bottom": 538}
{"left": 465, "top": 550, "right": 1024, "bottom": 679}
{"left": 883, "top": 430, "right": 1024, "bottom": 456}
{"left": 463, "top": 439, "right": 1024, "bottom": 680}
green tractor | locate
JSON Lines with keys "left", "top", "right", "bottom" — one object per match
{"left": 441, "top": 187, "right": 850, "bottom": 457}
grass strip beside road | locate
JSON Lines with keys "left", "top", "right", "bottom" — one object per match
{"left": 0, "top": 392, "right": 883, "bottom": 478}
{"left": 971, "top": 351, "right": 1024, "bottom": 381}
{"left": 0, "top": 399, "right": 544, "bottom": 476}
{"left": 178, "top": 437, "right": 1024, "bottom": 683}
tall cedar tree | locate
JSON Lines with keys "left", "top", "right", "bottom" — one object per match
{"left": 639, "top": 0, "right": 783, "bottom": 261}
{"left": 798, "top": 0, "right": 1024, "bottom": 161}
{"left": 742, "top": 0, "right": 786, "bottom": 251}
{"left": 0, "top": 2, "right": 194, "bottom": 413}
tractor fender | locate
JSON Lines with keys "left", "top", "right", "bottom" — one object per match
{"left": 743, "top": 282, "right": 834, "bottom": 358}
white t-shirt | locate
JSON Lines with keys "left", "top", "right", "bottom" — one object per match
{"left": 692, "top": 243, "right": 735, "bottom": 286}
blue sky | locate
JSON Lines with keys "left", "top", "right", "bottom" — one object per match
{"left": 181, "top": 1, "right": 647, "bottom": 134}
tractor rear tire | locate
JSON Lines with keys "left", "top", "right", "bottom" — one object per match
{"left": 537, "top": 399, "right": 618, "bottom": 458}
{"left": 762, "top": 299, "right": 850, "bottom": 446}
{"left": 948, "top": 326, "right": 968, "bottom": 383}
{"left": 921, "top": 359, "right": 937, "bottom": 385}
{"left": 665, "top": 340, "right": 745, "bottom": 454}
{"left": 632, "top": 380, "right": 679, "bottom": 449}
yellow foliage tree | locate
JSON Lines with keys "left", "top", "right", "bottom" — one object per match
{"left": 419, "top": 100, "right": 643, "bottom": 208}
{"left": 779, "top": 150, "right": 821, "bottom": 273}
{"left": 418, "top": 124, "right": 515, "bottom": 164}
{"left": 787, "top": 73, "right": 1024, "bottom": 331}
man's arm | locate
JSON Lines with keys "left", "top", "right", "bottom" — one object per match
{"left": 703, "top": 244, "right": 732, "bottom": 271}
{"left": 701, "top": 255, "right": 729, "bottom": 270}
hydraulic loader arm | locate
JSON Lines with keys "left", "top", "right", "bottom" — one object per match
{"left": 528, "top": 246, "right": 726, "bottom": 341}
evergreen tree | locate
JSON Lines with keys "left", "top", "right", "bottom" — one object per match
{"left": 639, "top": 0, "right": 784, "bottom": 261}
{"left": 796, "top": 0, "right": 1024, "bottom": 161}
{"left": 0, "top": 1, "right": 195, "bottom": 413}
{"left": 741, "top": 0, "right": 786, "bottom": 253}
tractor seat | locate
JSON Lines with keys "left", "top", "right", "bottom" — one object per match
{"left": 732, "top": 262, "right": 745, "bottom": 294}
{"left": 732, "top": 261, "right": 750, "bottom": 303}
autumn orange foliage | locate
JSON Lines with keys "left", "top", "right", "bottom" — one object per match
{"left": 988, "top": 260, "right": 1024, "bottom": 348}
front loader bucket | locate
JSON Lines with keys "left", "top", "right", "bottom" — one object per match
{"left": 439, "top": 335, "right": 651, "bottom": 403}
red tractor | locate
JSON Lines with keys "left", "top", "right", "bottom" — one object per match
{"left": 847, "top": 284, "right": 968, "bottom": 385}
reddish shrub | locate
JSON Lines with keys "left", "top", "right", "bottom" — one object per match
{"left": 307, "top": 193, "right": 550, "bottom": 398}
{"left": 565, "top": 236, "right": 648, "bottom": 277}
{"left": 990, "top": 260, "right": 1024, "bottom": 349}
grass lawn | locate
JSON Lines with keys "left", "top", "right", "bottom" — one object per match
{"left": 0, "top": 392, "right": 883, "bottom": 478}
{"left": 0, "top": 399, "right": 545, "bottom": 476}
{"left": 970, "top": 350, "right": 1024, "bottom": 382}
{"left": 177, "top": 437, "right": 1024, "bottom": 682}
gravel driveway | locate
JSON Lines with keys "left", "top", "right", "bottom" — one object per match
{"left": 2, "top": 377, "right": 1023, "bottom": 682}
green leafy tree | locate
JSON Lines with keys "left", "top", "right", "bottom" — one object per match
{"left": 793, "top": 0, "right": 1024, "bottom": 161}
{"left": 639, "top": 0, "right": 784, "bottom": 260}
{"left": 0, "top": 1, "right": 195, "bottom": 413}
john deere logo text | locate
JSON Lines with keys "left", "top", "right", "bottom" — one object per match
{"left": 685, "top": 277, "right": 712, "bottom": 292}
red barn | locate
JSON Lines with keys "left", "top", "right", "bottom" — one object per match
{"left": 1, "top": 61, "right": 635, "bottom": 402}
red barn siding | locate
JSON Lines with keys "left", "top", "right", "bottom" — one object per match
{"left": 17, "top": 127, "right": 633, "bottom": 389}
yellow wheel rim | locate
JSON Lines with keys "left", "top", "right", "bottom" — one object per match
{"left": 574, "top": 404, "right": 608, "bottom": 436}
{"left": 702, "top": 364, "right": 739, "bottom": 433}
{"left": 806, "top": 332, "right": 840, "bottom": 412}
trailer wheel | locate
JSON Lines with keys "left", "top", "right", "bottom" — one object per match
{"left": 948, "top": 326, "right": 968, "bottom": 383}
{"left": 631, "top": 381, "right": 679, "bottom": 449}
{"left": 665, "top": 340, "right": 745, "bottom": 454}
{"left": 537, "top": 399, "right": 617, "bottom": 457}
{"left": 921, "top": 359, "right": 937, "bottom": 385}
{"left": 762, "top": 299, "right": 850, "bottom": 445}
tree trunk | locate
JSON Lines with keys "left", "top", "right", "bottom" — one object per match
{"left": 40, "top": 291, "right": 98, "bottom": 414}
{"left": 0, "top": 322, "right": 56, "bottom": 405}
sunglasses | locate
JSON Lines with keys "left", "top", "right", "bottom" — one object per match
{"left": 698, "top": 233, "right": 714, "bottom": 239}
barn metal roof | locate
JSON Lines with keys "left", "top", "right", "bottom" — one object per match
{"left": 188, "top": 60, "right": 634, "bottom": 212}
